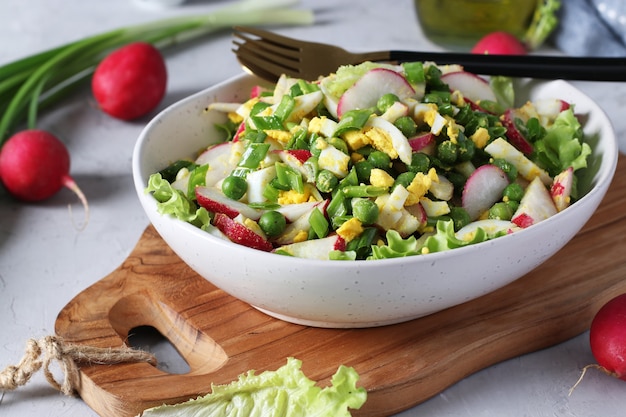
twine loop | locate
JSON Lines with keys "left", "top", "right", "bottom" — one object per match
{"left": 0, "top": 335, "right": 156, "bottom": 396}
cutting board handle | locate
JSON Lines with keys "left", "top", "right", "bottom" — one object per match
{"left": 108, "top": 290, "right": 228, "bottom": 375}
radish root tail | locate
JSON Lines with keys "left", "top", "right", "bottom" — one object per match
{"left": 63, "top": 175, "right": 90, "bottom": 231}
{"left": 568, "top": 364, "right": 615, "bottom": 396}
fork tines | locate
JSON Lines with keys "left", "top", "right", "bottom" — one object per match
{"left": 232, "top": 27, "right": 306, "bottom": 81}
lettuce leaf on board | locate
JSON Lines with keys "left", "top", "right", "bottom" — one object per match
{"left": 139, "top": 358, "right": 367, "bottom": 417}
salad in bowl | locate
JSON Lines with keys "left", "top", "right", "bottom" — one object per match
{"left": 145, "top": 61, "right": 592, "bottom": 261}
{"left": 133, "top": 60, "right": 616, "bottom": 327}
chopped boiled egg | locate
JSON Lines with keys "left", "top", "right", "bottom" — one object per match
{"left": 450, "top": 90, "right": 465, "bottom": 107}
{"left": 424, "top": 108, "right": 447, "bottom": 135}
{"left": 413, "top": 102, "right": 438, "bottom": 125}
{"left": 470, "top": 127, "right": 490, "bottom": 149}
{"left": 444, "top": 116, "right": 462, "bottom": 143}
{"left": 242, "top": 217, "right": 267, "bottom": 240}
{"left": 337, "top": 218, "right": 364, "bottom": 242}
{"left": 233, "top": 97, "right": 259, "bottom": 120}
{"left": 284, "top": 90, "right": 324, "bottom": 122}
{"left": 264, "top": 129, "right": 293, "bottom": 145}
{"left": 342, "top": 129, "right": 371, "bottom": 151}
{"left": 308, "top": 116, "right": 338, "bottom": 138}
{"left": 419, "top": 196, "right": 450, "bottom": 217}
{"left": 405, "top": 169, "right": 437, "bottom": 205}
{"left": 365, "top": 126, "right": 397, "bottom": 159}
{"left": 317, "top": 140, "right": 351, "bottom": 178}
{"left": 292, "top": 230, "right": 309, "bottom": 243}
{"left": 278, "top": 188, "right": 312, "bottom": 205}
{"left": 369, "top": 168, "right": 394, "bottom": 188}
{"left": 365, "top": 116, "right": 412, "bottom": 164}
{"left": 375, "top": 185, "right": 410, "bottom": 230}
{"left": 229, "top": 141, "right": 245, "bottom": 165}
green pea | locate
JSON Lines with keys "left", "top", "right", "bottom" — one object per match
{"left": 408, "top": 152, "right": 431, "bottom": 173}
{"left": 316, "top": 169, "right": 339, "bottom": 193}
{"left": 488, "top": 202, "right": 514, "bottom": 220}
{"left": 436, "top": 140, "right": 459, "bottom": 165}
{"left": 446, "top": 171, "right": 467, "bottom": 195}
{"left": 351, "top": 198, "right": 379, "bottom": 225}
{"left": 259, "top": 211, "right": 287, "bottom": 237}
{"left": 492, "top": 158, "right": 518, "bottom": 182}
{"left": 368, "top": 150, "right": 392, "bottom": 170}
{"left": 448, "top": 206, "right": 471, "bottom": 230}
{"left": 221, "top": 175, "right": 247, "bottom": 200}
{"left": 505, "top": 200, "right": 520, "bottom": 213}
{"left": 394, "top": 116, "right": 417, "bottom": 137}
{"left": 457, "top": 139, "right": 476, "bottom": 162}
{"left": 502, "top": 182, "right": 524, "bottom": 202}
{"left": 377, "top": 93, "right": 400, "bottom": 113}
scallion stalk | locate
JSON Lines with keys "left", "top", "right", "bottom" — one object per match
{"left": 0, "top": 0, "right": 314, "bottom": 145}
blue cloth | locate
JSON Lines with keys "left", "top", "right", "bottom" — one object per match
{"left": 551, "top": 0, "right": 626, "bottom": 56}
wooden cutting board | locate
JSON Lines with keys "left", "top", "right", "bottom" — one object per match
{"left": 55, "top": 156, "right": 626, "bottom": 417}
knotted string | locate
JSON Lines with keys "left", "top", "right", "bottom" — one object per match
{"left": 0, "top": 335, "right": 156, "bottom": 396}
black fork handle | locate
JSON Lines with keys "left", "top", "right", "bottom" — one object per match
{"left": 387, "top": 51, "right": 626, "bottom": 82}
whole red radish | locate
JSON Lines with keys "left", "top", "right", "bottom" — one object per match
{"left": 589, "top": 293, "right": 626, "bottom": 380}
{"left": 471, "top": 1, "right": 561, "bottom": 55}
{"left": 0, "top": 130, "right": 89, "bottom": 223}
{"left": 471, "top": 31, "right": 527, "bottom": 55}
{"left": 92, "top": 42, "right": 167, "bottom": 120}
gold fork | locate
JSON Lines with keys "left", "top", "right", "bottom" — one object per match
{"left": 232, "top": 26, "right": 626, "bottom": 82}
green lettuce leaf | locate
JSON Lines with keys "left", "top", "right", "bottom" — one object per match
{"left": 139, "top": 357, "right": 367, "bottom": 417}
{"left": 421, "top": 219, "right": 487, "bottom": 254}
{"left": 368, "top": 230, "right": 422, "bottom": 259}
{"left": 320, "top": 62, "right": 397, "bottom": 99}
{"left": 145, "top": 173, "right": 211, "bottom": 229}
{"left": 532, "top": 107, "right": 591, "bottom": 176}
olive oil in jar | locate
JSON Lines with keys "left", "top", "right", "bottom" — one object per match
{"left": 415, "top": 0, "right": 538, "bottom": 49}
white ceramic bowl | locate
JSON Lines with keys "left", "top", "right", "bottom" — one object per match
{"left": 133, "top": 73, "right": 618, "bottom": 328}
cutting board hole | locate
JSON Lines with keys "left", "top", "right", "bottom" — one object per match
{"left": 127, "top": 325, "right": 190, "bottom": 375}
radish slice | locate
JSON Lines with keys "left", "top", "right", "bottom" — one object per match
{"left": 462, "top": 164, "right": 509, "bottom": 220}
{"left": 501, "top": 108, "right": 534, "bottom": 154}
{"left": 440, "top": 71, "right": 497, "bottom": 104}
{"left": 274, "top": 234, "right": 345, "bottom": 260}
{"left": 511, "top": 176, "right": 557, "bottom": 228}
{"left": 213, "top": 213, "right": 273, "bottom": 252}
{"left": 456, "top": 219, "right": 519, "bottom": 241}
{"left": 195, "top": 186, "right": 262, "bottom": 220}
{"left": 337, "top": 68, "right": 415, "bottom": 117}
{"left": 408, "top": 132, "right": 435, "bottom": 153}
{"left": 195, "top": 142, "right": 239, "bottom": 187}
{"left": 550, "top": 167, "right": 574, "bottom": 212}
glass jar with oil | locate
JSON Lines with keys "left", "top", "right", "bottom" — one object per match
{"left": 415, "top": 0, "right": 538, "bottom": 49}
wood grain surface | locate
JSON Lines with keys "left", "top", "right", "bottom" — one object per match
{"left": 55, "top": 155, "right": 626, "bottom": 417}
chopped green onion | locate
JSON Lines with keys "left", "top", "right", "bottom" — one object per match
{"left": 273, "top": 94, "right": 296, "bottom": 121}
{"left": 333, "top": 108, "right": 374, "bottom": 136}
{"left": 308, "top": 207, "right": 329, "bottom": 238}
{"left": 341, "top": 185, "right": 388, "bottom": 198}
{"left": 250, "top": 115, "right": 285, "bottom": 131}
{"left": 0, "top": 0, "right": 314, "bottom": 144}
{"left": 275, "top": 162, "right": 304, "bottom": 193}
{"left": 402, "top": 61, "right": 425, "bottom": 85}
{"left": 238, "top": 142, "right": 270, "bottom": 169}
